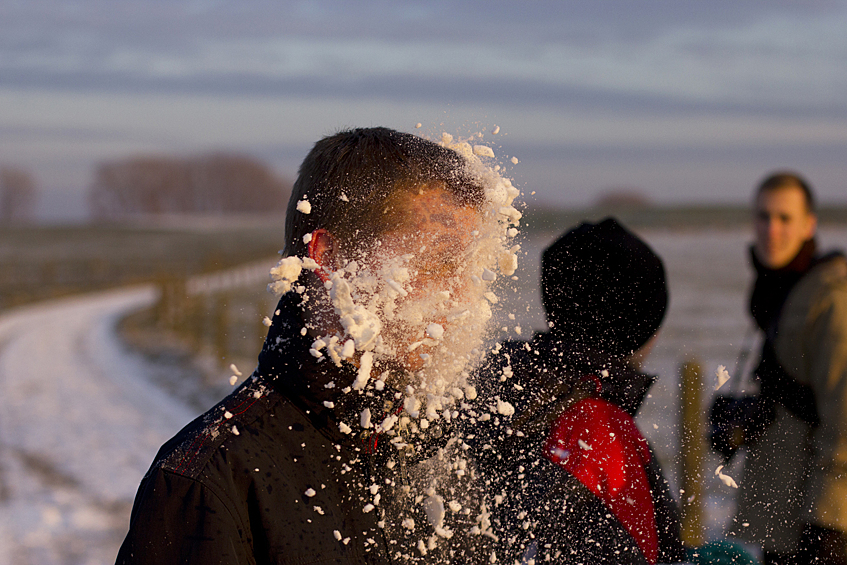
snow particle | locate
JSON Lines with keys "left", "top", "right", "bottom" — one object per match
{"left": 296, "top": 199, "right": 312, "bottom": 214}
{"left": 425, "top": 323, "right": 445, "bottom": 340}
{"left": 473, "top": 145, "right": 495, "bottom": 158}
{"left": 715, "top": 365, "right": 731, "bottom": 390}
{"left": 715, "top": 465, "right": 738, "bottom": 488}
{"left": 496, "top": 400, "right": 515, "bottom": 416}
{"left": 305, "top": 488, "right": 316, "bottom": 497}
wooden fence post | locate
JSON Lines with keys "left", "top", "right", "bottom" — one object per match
{"left": 680, "top": 357, "right": 705, "bottom": 548}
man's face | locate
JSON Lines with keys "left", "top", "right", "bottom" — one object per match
{"left": 754, "top": 185, "right": 817, "bottom": 269}
{"left": 374, "top": 187, "right": 480, "bottom": 372}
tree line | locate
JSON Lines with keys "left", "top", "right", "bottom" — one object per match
{"left": 89, "top": 153, "right": 292, "bottom": 219}
{"left": 0, "top": 166, "right": 38, "bottom": 223}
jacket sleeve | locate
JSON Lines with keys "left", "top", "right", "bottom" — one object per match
{"left": 777, "top": 264, "right": 847, "bottom": 532}
{"left": 803, "top": 280, "right": 847, "bottom": 529}
{"left": 116, "top": 468, "right": 253, "bottom": 565}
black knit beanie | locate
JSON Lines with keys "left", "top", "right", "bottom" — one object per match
{"left": 540, "top": 217, "right": 668, "bottom": 358}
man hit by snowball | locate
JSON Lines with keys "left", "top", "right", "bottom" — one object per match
{"left": 116, "top": 127, "right": 521, "bottom": 564}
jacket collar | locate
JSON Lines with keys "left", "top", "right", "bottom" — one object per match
{"left": 256, "top": 290, "right": 450, "bottom": 462}
{"left": 749, "top": 239, "right": 817, "bottom": 333}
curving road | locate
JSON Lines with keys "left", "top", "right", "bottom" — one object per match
{"left": 0, "top": 286, "right": 196, "bottom": 565}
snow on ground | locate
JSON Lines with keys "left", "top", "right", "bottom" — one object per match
{"left": 0, "top": 286, "right": 196, "bottom": 565}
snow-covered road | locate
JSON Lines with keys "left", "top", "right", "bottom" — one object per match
{"left": 0, "top": 287, "right": 196, "bottom": 565}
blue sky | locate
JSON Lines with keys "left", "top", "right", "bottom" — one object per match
{"left": 2, "top": 1, "right": 847, "bottom": 220}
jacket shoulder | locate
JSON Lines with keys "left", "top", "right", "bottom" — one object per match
{"left": 153, "top": 374, "right": 283, "bottom": 479}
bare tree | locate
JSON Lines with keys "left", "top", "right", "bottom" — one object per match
{"left": 0, "top": 166, "right": 38, "bottom": 223}
{"left": 89, "top": 153, "right": 292, "bottom": 219}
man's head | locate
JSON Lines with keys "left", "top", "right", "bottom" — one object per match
{"left": 753, "top": 171, "right": 817, "bottom": 269}
{"left": 281, "top": 127, "right": 493, "bottom": 375}
{"left": 284, "top": 127, "right": 484, "bottom": 263}
{"left": 540, "top": 218, "right": 668, "bottom": 359}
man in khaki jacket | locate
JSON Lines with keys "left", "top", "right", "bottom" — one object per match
{"left": 730, "top": 172, "right": 847, "bottom": 564}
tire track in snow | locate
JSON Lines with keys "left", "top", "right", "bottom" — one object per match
{"left": 0, "top": 286, "right": 196, "bottom": 565}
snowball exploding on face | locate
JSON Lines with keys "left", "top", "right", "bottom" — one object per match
{"left": 265, "top": 128, "right": 523, "bottom": 553}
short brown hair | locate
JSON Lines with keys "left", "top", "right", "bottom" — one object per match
{"left": 283, "top": 127, "right": 484, "bottom": 259}
{"left": 756, "top": 171, "right": 816, "bottom": 213}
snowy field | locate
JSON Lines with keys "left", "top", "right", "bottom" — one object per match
{"left": 0, "top": 225, "right": 845, "bottom": 564}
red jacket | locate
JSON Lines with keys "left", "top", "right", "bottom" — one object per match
{"left": 544, "top": 397, "right": 659, "bottom": 564}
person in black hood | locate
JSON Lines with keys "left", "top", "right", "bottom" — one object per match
{"left": 474, "top": 218, "right": 685, "bottom": 564}
{"left": 116, "top": 127, "right": 509, "bottom": 564}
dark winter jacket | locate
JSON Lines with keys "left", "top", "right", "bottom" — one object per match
{"left": 117, "top": 290, "right": 494, "bottom": 565}
{"left": 116, "top": 294, "right": 395, "bottom": 564}
{"left": 473, "top": 331, "right": 685, "bottom": 564}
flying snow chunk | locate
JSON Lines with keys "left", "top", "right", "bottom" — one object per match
{"left": 426, "top": 323, "right": 444, "bottom": 340}
{"left": 230, "top": 364, "right": 243, "bottom": 377}
{"left": 492, "top": 125, "right": 500, "bottom": 134}
{"left": 340, "top": 339, "right": 356, "bottom": 359}
{"left": 296, "top": 199, "right": 312, "bottom": 214}
{"left": 481, "top": 268, "right": 496, "bottom": 281}
{"left": 353, "top": 351, "right": 373, "bottom": 391}
{"left": 715, "top": 365, "right": 731, "bottom": 390}
{"left": 473, "top": 145, "right": 495, "bottom": 158}
{"left": 229, "top": 375, "right": 238, "bottom": 386}
{"left": 715, "top": 465, "right": 738, "bottom": 488}
{"left": 423, "top": 494, "right": 445, "bottom": 529}
{"left": 415, "top": 122, "right": 422, "bottom": 129}
{"left": 511, "top": 156, "right": 519, "bottom": 164}
{"left": 262, "top": 316, "right": 272, "bottom": 327}
{"left": 578, "top": 439, "right": 592, "bottom": 451}
{"left": 305, "top": 488, "right": 317, "bottom": 497}
{"left": 360, "top": 408, "right": 372, "bottom": 429}
{"left": 496, "top": 400, "right": 515, "bottom": 416}
{"left": 333, "top": 530, "right": 342, "bottom": 541}
{"left": 269, "top": 256, "right": 303, "bottom": 295}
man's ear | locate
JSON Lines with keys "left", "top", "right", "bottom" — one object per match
{"left": 806, "top": 213, "right": 818, "bottom": 240}
{"left": 308, "top": 229, "right": 337, "bottom": 283}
